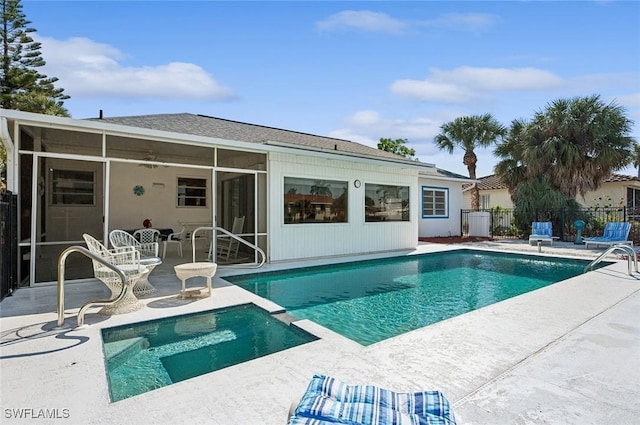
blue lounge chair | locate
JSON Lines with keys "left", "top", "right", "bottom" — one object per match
{"left": 584, "top": 222, "right": 632, "bottom": 248}
{"left": 288, "top": 374, "right": 457, "bottom": 425}
{"left": 529, "top": 221, "right": 554, "bottom": 246}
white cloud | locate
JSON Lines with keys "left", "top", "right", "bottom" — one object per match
{"left": 331, "top": 111, "right": 448, "bottom": 163}
{"left": 316, "top": 11, "right": 406, "bottom": 33}
{"left": 391, "top": 66, "right": 565, "bottom": 103}
{"left": 390, "top": 79, "right": 478, "bottom": 103}
{"left": 328, "top": 128, "right": 379, "bottom": 148}
{"left": 316, "top": 11, "right": 498, "bottom": 34}
{"left": 612, "top": 92, "right": 640, "bottom": 107}
{"left": 36, "top": 36, "right": 236, "bottom": 100}
{"left": 342, "top": 110, "right": 442, "bottom": 140}
{"left": 345, "top": 110, "right": 381, "bottom": 126}
{"left": 419, "top": 13, "right": 499, "bottom": 32}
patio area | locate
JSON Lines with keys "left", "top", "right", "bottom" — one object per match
{"left": 1, "top": 240, "right": 639, "bottom": 424}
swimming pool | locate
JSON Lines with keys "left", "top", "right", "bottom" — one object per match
{"left": 101, "top": 304, "right": 317, "bottom": 401}
{"left": 226, "top": 250, "right": 601, "bottom": 345}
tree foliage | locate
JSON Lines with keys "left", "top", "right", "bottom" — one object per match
{"left": 495, "top": 95, "right": 636, "bottom": 235}
{"left": 633, "top": 143, "right": 640, "bottom": 178}
{"left": 434, "top": 113, "right": 506, "bottom": 179}
{"left": 377, "top": 138, "right": 416, "bottom": 159}
{"left": 1, "top": 0, "right": 70, "bottom": 186}
{"left": 495, "top": 95, "right": 635, "bottom": 202}
{"left": 511, "top": 176, "right": 581, "bottom": 231}
{"left": 434, "top": 113, "right": 506, "bottom": 210}
{"left": 0, "top": 0, "right": 69, "bottom": 114}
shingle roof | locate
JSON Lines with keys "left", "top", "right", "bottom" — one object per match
{"left": 89, "top": 113, "right": 407, "bottom": 162}
{"left": 434, "top": 168, "right": 470, "bottom": 180}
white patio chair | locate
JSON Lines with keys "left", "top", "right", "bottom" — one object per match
{"left": 216, "top": 216, "right": 245, "bottom": 261}
{"left": 109, "top": 229, "right": 162, "bottom": 296}
{"left": 134, "top": 228, "right": 160, "bottom": 245}
{"left": 163, "top": 228, "right": 185, "bottom": 259}
{"left": 83, "top": 233, "right": 146, "bottom": 315}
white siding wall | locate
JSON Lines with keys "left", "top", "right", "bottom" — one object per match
{"left": 268, "top": 152, "right": 418, "bottom": 262}
{"left": 418, "top": 178, "right": 464, "bottom": 237}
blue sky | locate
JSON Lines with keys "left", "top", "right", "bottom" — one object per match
{"left": 24, "top": 1, "right": 640, "bottom": 177}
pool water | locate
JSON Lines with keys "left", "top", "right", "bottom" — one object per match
{"left": 226, "top": 250, "right": 599, "bottom": 345}
{"left": 101, "top": 304, "right": 317, "bottom": 401}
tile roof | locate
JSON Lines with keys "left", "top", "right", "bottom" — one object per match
{"left": 603, "top": 173, "right": 640, "bottom": 183}
{"left": 463, "top": 173, "right": 640, "bottom": 190}
{"left": 89, "top": 113, "right": 408, "bottom": 162}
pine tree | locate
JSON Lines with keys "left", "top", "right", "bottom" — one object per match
{"left": 1, "top": 0, "right": 69, "bottom": 115}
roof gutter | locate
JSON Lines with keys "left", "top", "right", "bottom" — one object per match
{"left": 461, "top": 182, "right": 478, "bottom": 192}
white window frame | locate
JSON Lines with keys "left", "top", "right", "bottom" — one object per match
{"left": 177, "top": 176, "right": 207, "bottom": 207}
{"left": 480, "top": 194, "right": 491, "bottom": 210}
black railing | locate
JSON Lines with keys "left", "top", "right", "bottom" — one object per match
{"left": 1, "top": 191, "right": 18, "bottom": 299}
{"left": 461, "top": 206, "right": 640, "bottom": 245}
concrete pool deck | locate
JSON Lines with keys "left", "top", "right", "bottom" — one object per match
{"left": 1, "top": 240, "right": 639, "bottom": 424}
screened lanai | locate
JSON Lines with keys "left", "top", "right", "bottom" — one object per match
{"left": 7, "top": 119, "right": 267, "bottom": 286}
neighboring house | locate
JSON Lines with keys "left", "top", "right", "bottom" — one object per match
{"left": 1, "top": 110, "right": 470, "bottom": 287}
{"left": 462, "top": 174, "right": 640, "bottom": 210}
{"left": 462, "top": 174, "right": 511, "bottom": 210}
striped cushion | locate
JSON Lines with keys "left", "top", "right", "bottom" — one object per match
{"left": 290, "top": 375, "right": 456, "bottom": 425}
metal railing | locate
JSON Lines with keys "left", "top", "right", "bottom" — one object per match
{"left": 461, "top": 207, "right": 640, "bottom": 245}
{"left": 57, "top": 246, "right": 129, "bottom": 328}
{"left": 584, "top": 244, "right": 638, "bottom": 276}
{"left": 191, "top": 226, "right": 266, "bottom": 268}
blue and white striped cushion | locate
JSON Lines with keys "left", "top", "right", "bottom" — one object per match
{"left": 290, "top": 375, "right": 456, "bottom": 425}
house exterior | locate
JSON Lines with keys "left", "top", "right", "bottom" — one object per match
{"left": 463, "top": 174, "right": 640, "bottom": 210}
{"left": 1, "top": 109, "right": 470, "bottom": 287}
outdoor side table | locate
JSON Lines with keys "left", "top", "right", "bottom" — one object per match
{"left": 174, "top": 262, "right": 217, "bottom": 299}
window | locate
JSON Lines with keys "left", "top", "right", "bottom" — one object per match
{"left": 50, "top": 169, "right": 95, "bottom": 205}
{"left": 365, "top": 183, "right": 410, "bottom": 222}
{"left": 177, "top": 177, "right": 207, "bottom": 207}
{"left": 284, "top": 177, "right": 348, "bottom": 224}
{"left": 480, "top": 194, "right": 490, "bottom": 210}
{"left": 422, "top": 186, "right": 448, "bottom": 218}
{"left": 628, "top": 187, "right": 640, "bottom": 209}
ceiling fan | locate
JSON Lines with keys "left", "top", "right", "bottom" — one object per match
{"left": 139, "top": 151, "right": 159, "bottom": 169}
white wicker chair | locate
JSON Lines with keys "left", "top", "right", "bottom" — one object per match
{"left": 109, "top": 230, "right": 162, "bottom": 296}
{"left": 83, "top": 233, "right": 146, "bottom": 315}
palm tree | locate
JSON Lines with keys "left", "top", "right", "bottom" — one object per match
{"left": 500, "top": 95, "right": 635, "bottom": 200}
{"left": 494, "top": 118, "right": 530, "bottom": 201}
{"left": 434, "top": 113, "right": 506, "bottom": 210}
{"left": 633, "top": 143, "right": 640, "bottom": 178}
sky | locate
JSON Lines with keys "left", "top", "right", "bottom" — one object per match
{"left": 22, "top": 0, "right": 640, "bottom": 178}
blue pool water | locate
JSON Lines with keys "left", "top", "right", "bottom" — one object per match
{"left": 226, "top": 250, "right": 599, "bottom": 345}
{"left": 101, "top": 304, "right": 317, "bottom": 401}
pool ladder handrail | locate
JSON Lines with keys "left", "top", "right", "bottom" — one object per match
{"left": 191, "top": 226, "right": 266, "bottom": 268}
{"left": 584, "top": 244, "right": 638, "bottom": 276}
{"left": 57, "top": 245, "right": 129, "bottom": 328}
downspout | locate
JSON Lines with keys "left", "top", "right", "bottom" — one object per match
{"left": 0, "top": 116, "right": 15, "bottom": 192}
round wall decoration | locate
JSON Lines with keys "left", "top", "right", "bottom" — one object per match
{"left": 133, "top": 185, "right": 145, "bottom": 196}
